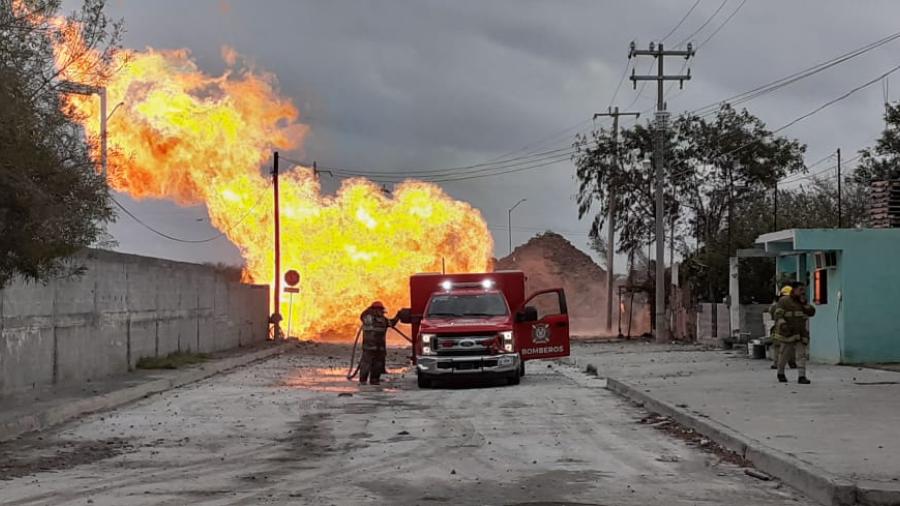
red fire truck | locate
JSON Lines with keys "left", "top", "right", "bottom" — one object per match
{"left": 400, "top": 271, "right": 570, "bottom": 388}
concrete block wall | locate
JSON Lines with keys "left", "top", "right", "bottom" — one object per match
{"left": 696, "top": 303, "right": 731, "bottom": 346}
{"left": 0, "top": 249, "right": 269, "bottom": 395}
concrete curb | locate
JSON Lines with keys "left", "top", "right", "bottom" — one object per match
{"left": 603, "top": 377, "right": 858, "bottom": 506}
{"left": 0, "top": 343, "right": 290, "bottom": 443}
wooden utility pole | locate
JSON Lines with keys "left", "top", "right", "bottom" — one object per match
{"left": 272, "top": 151, "right": 282, "bottom": 339}
{"left": 629, "top": 41, "right": 694, "bottom": 343}
{"left": 593, "top": 107, "right": 640, "bottom": 333}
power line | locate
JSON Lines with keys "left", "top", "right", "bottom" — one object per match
{"left": 665, "top": 60, "right": 893, "bottom": 183}
{"left": 478, "top": 118, "right": 595, "bottom": 166}
{"left": 690, "top": 30, "right": 900, "bottom": 117}
{"left": 703, "top": 62, "right": 900, "bottom": 164}
{"left": 661, "top": 0, "right": 703, "bottom": 43}
{"left": 349, "top": 151, "right": 578, "bottom": 184}
{"left": 111, "top": 189, "right": 267, "bottom": 244}
{"left": 280, "top": 143, "right": 574, "bottom": 179}
{"left": 675, "top": 0, "right": 729, "bottom": 48}
{"left": 780, "top": 153, "right": 862, "bottom": 185}
{"left": 696, "top": 0, "right": 746, "bottom": 50}
{"left": 608, "top": 59, "right": 633, "bottom": 109}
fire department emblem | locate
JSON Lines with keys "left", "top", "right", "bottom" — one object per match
{"left": 532, "top": 323, "right": 551, "bottom": 344}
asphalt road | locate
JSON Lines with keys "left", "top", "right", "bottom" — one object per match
{"left": 0, "top": 343, "right": 814, "bottom": 505}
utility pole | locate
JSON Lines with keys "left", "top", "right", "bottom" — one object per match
{"left": 629, "top": 41, "right": 694, "bottom": 343}
{"left": 58, "top": 82, "right": 108, "bottom": 182}
{"left": 837, "top": 148, "right": 842, "bottom": 228}
{"left": 272, "top": 151, "right": 282, "bottom": 339}
{"left": 507, "top": 198, "right": 527, "bottom": 256}
{"left": 773, "top": 181, "right": 779, "bottom": 231}
{"left": 593, "top": 107, "right": 640, "bottom": 333}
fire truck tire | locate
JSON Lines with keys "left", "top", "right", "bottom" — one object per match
{"left": 417, "top": 374, "right": 432, "bottom": 389}
{"left": 519, "top": 362, "right": 526, "bottom": 377}
{"left": 507, "top": 371, "right": 521, "bottom": 386}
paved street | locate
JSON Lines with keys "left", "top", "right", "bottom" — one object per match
{"left": 0, "top": 344, "right": 813, "bottom": 505}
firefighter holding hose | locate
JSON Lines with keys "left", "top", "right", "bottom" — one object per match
{"left": 358, "top": 301, "right": 400, "bottom": 385}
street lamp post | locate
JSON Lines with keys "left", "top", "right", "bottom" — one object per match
{"left": 58, "top": 81, "right": 108, "bottom": 181}
{"left": 507, "top": 198, "right": 527, "bottom": 255}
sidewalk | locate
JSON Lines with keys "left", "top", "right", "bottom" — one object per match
{"left": 0, "top": 341, "right": 291, "bottom": 443}
{"left": 571, "top": 341, "right": 900, "bottom": 506}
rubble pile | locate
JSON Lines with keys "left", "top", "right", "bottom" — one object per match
{"left": 495, "top": 232, "right": 610, "bottom": 336}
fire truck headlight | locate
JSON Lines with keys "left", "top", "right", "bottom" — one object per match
{"left": 421, "top": 333, "right": 436, "bottom": 355}
{"left": 500, "top": 330, "right": 514, "bottom": 352}
{"left": 481, "top": 279, "right": 494, "bottom": 289}
{"left": 440, "top": 280, "right": 452, "bottom": 291}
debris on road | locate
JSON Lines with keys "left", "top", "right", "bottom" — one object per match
{"left": 745, "top": 468, "right": 773, "bottom": 481}
{"left": 638, "top": 413, "right": 748, "bottom": 467}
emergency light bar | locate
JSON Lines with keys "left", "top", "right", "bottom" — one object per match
{"left": 439, "top": 279, "right": 495, "bottom": 290}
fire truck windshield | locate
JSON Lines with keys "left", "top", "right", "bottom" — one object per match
{"left": 426, "top": 292, "right": 509, "bottom": 318}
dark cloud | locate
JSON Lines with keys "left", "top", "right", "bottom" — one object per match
{"left": 98, "top": 0, "right": 900, "bottom": 267}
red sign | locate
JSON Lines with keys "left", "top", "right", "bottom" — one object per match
{"left": 284, "top": 269, "right": 300, "bottom": 287}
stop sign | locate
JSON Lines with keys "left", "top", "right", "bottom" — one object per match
{"left": 284, "top": 269, "right": 300, "bottom": 287}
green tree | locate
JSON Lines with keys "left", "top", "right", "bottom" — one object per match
{"left": 855, "top": 102, "right": 900, "bottom": 183}
{"left": 573, "top": 120, "right": 691, "bottom": 258}
{"left": 779, "top": 178, "right": 869, "bottom": 229}
{"left": 676, "top": 105, "right": 805, "bottom": 301}
{"left": 0, "top": 0, "right": 121, "bottom": 286}
{"left": 677, "top": 104, "right": 806, "bottom": 252}
{"left": 576, "top": 105, "right": 806, "bottom": 302}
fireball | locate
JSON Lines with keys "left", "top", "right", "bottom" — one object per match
{"left": 50, "top": 23, "right": 493, "bottom": 339}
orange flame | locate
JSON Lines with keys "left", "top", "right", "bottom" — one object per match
{"left": 52, "top": 27, "right": 493, "bottom": 339}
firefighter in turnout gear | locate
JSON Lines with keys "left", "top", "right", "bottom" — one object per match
{"left": 358, "top": 301, "right": 400, "bottom": 385}
{"left": 772, "top": 282, "right": 816, "bottom": 384}
{"left": 769, "top": 285, "right": 797, "bottom": 370}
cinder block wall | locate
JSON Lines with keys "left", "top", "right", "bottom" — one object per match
{"left": 696, "top": 303, "right": 731, "bottom": 345}
{"left": 0, "top": 249, "right": 269, "bottom": 395}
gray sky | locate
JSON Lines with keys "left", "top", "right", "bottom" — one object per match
{"left": 98, "top": 0, "right": 900, "bottom": 270}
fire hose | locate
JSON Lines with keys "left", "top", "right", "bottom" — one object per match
{"left": 345, "top": 324, "right": 413, "bottom": 381}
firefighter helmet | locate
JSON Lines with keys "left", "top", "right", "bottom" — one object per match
{"left": 370, "top": 301, "right": 386, "bottom": 311}
{"left": 780, "top": 285, "right": 793, "bottom": 296}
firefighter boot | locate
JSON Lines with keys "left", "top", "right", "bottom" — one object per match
{"left": 798, "top": 376, "right": 811, "bottom": 384}
{"left": 359, "top": 372, "right": 368, "bottom": 385}
{"left": 777, "top": 373, "right": 788, "bottom": 383}
{"left": 370, "top": 375, "right": 381, "bottom": 386}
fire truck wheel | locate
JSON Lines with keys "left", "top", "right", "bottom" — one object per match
{"left": 507, "top": 371, "right": 521, "bottom": 386}
{"left": 417, "top": 374, "right": 432, "bottom": 389}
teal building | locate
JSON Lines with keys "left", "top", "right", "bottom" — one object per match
{"left": 755, "top": 228, "right": 900, "bottom": 364}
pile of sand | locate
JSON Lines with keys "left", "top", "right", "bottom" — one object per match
{"left": 494, "top": 232, "right": 612, "bottom": 336}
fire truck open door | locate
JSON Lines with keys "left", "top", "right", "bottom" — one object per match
{"left": 514, "top": 288, "right": 570, "bottom": 360}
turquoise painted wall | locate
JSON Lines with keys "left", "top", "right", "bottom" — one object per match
{"left": 776, "top": 256, "right": 797, "bottom": 280}
{"left": 792, "top": 229, "right": 900, "bottom": 364}
{"left": 804, "top": 252, "right": 843, "bottom": 364}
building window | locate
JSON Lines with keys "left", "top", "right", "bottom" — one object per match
{"left": 814, "top": 270, "right": 828, "bottom": 305}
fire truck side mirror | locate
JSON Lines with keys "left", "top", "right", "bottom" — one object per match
{"left": 516, "top": 306, "right": 538, "bottom": 323}
{"left": 397, "top": 308, "right": 412, "bottom": 324}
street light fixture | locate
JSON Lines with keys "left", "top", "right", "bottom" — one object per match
{"left": 507, "top": 198, "right": 527, "bottom": 255}
{"left": 58, "top": 80, "right": 108, "bottom": 182}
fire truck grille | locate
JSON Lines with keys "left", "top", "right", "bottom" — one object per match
{"left": 434, "top": 333, "right": 498, "bottom": 357}
{"left": 436, "top": 359, "right": 500, "bottom": 370}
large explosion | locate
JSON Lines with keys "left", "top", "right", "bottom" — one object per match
{"left": 51, "top": 18, "right": 493, "bottom": 339}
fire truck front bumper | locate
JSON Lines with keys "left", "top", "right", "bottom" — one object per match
{"left": 416, "top": 353, "right": 520, "bottom": 375}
